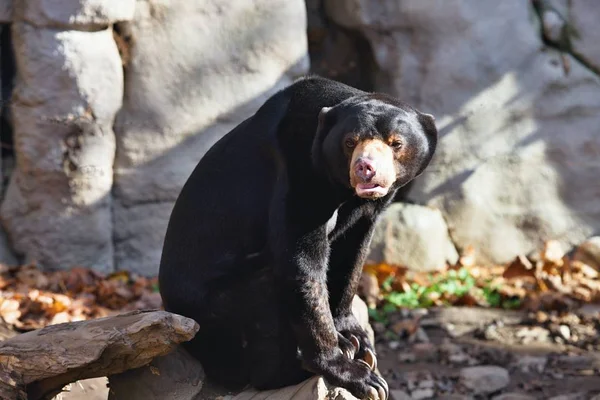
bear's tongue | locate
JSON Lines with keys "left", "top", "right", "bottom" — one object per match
{"left": 355, "top": 183, "right": 388, "bottom": 196}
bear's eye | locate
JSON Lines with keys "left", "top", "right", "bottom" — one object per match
{"left": 344, "top": 138, "right": 357, "bottom": 148}
{"left": 390, "top": 140, "right": 403, "bottom": 149}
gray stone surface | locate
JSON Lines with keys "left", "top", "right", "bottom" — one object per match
{"left": 368, "top": 203, "right": 458, "bottom": 271}
{"left": 108, "top": 345, "right": 205, "bottom": 400}
{"left": 549, "top": 0, "right": 600, "bottom": 72}
{"left": 327, "top": 0, "right": 600, "bottom": 265}
{"left": 112, "top": 0, "right": 309, "bottom": 275}
{"left": 459, "top": 365, "right": 510, "bottom": 395}
{"left": 0, "top": 21, "right": 122, "bottom": 273}
{"left": 492, "top": 394, "right": 536, "bottom": 400}
{"left": 15, "top": 0, "right": 135, "bottom": 28}
{"left": 0, "top": 0, "right": 11, "bottom": 22}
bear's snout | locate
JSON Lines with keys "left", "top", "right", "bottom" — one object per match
{"left": 354, "top": 157, "right": 376, "bottom": 182}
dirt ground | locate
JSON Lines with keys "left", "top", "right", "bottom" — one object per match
{"left": 375, "top": 305, "right": 600, "bottom": 400}
{"left": 26, "top": 304, "right": 600, "bottom": 400}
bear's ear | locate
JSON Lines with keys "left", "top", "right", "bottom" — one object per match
{"left": 318, "top": 106, "right": 332, "bottom": 123}
{"left": 421, "top": 112, "right": 435, "bottom": 122}
{"left": 311, "top": 106, "right": 334, "bottom": 170}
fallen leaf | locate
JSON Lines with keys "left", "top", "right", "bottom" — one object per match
{"left": 503, "top": 255, "right": 535, "bottom": 281}
{"left": 541, "top": 240, "right": 565, "bottom": 266}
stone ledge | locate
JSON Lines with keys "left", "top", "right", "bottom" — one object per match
{"left": 12, "top": 0, "right": 135, "bottom": 29}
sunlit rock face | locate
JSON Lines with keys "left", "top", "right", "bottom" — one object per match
{"left": 111, "top": 0, "right": 309, "bottom": 275}
{"left": 327, "top": 0, "right": 600, "bottom": 264}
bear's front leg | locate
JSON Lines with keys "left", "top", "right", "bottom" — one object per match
{"left": 328, "top": 206, "right": 383, "bottom": 368}
{"left": 268, "top": 199, "right": 388, "bottom": 400}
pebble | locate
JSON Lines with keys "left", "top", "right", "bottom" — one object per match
{"left": 512, "top": 355, "right": 547, "bottom": 374}
{"left": 547, "top": 393, "right": 588, "bottom": 400}
{"left": 398, "top": 352, "right": 416, "bottom": 363}
{"left": 492, "top": 393, "right": 536, "bottom": 400}
{"left": 388, "top": 340, "right": 401, "bottom": 350}
{"left": 412, "top": 342, "right": 438, "bottom": 362}
{"left": 459, "top": 365, "right": 510, "bottom": 395}
{"left": 558, "top": 324, "right": 571, "bottom": 340}
{"left": 411, "top": 388, "right": 435, "bottom": 399}
{"left": 390, "top": 390, "right": 412, "bottom": 400}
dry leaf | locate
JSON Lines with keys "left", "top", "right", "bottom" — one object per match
{"left": 503, "top": 255, "right": 535, "bottom": 281}
{"left": 541, "top": 240, "right": 565, "bottom": 266}
{"left": 358, "top": 272, "right": 380, "bottom": 309}
{"left": 459, "top": 245, "right": 476, "bottom": 268}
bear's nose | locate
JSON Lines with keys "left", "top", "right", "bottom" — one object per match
{"left": 355, "top": 157, "right": 376, "bottom": 181}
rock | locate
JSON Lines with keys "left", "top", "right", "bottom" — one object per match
{"left": 564, "top": 0, "right": 600, "bottom": 71}
{"left": 459, "top": 365, "right": 510, "bottom": 395}
{"left": 16, "top": 0, "right": 135, "bottom": 29}
{"left": 108, "top": 296, "right": 377, "bottom": 400}
{"left": 512, "top": 355, "right": 547, "bottom": 374}
{"left": 391, "top": 390, "right": 412, "bottom": 400}
{"left": 547, "top": 394, "right": 588, "bottom": 400}
{"left": 439, "top": 341, "right": 475, "bottom": 366}
{"left": 367, "top": 203, "right": 458, "bottom": 271}
{"left": 215, "top": 376, "right": 363, "bottom": 400}
{"left": 412, "top": 342, "right": 438, "bottom": 362}
{"left": 492, "top": 394, "right": 536, "bottom": 400}
{"left": 110, "top": 354, "right": 375, "bottom": 400}
{"left": 0, "top": 0, "right": 11, "bottom": 22}
{"left": 541, "top": 8, "right": 564, "bottom": 43}
{"left": 558, "top": 324, "right": 571, "bottom": 340}
{"left": 326, "top": 0, "right": 600, "bottom": 265}
{"left": 112, "top": 0, "right": 309, "bottom": 275}
{"left": 0, "top": 310, "right": 198, "bottom": 400}
{"left": 573, "top": 236, "right": 600, "bottom": 270}
{"left": 108, "top": 346, "right": 204, "bottom": 400}
{"left": 411, "top": 388, "right": 435, "bottom": 400}
{"left": 56, "top": 377, "right": 109, "bottom": 400}
{"left": 515, "top": 327, "right": 551, "bottom": 344}
{"left": 1, "top": 15, "right": 123, "bottom": 273}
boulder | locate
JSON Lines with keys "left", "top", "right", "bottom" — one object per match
{"left": 0, "top": 310, "right": 198, "bottom": 400}
{"left": 459, "top": 365, "right": 510, "bottom": 395}
{"left": 541, "top": 0, "right": 600, "bottom": 72}
{"left": 108, "top": 296, "right": 377, "bottom": 400}
{"left": 0, "top": 14, "right": 123, "bottom": 273}
{"left": 112, "top": 0, "right": 309, "bottom": 275}
{"left": 14, "top": 0, "right": 135, "bottom": 29}
{"left": 367, "top": 203, "right": 458, "bottom": 271}
{"left": 108, "top": 345, "right": 205, "bottom": 400}
{"left": 326, "top": 0, "right": 600, "bottom": 265}
{"left": 0, "top": 0, "right": 11, "bottom": 22}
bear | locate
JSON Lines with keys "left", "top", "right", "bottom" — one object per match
{"left": 158, "top": 76, "right": 438, "bottom": 400}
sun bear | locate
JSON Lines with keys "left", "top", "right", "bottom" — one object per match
{"left": 158, "top": 76, "right": 438, "bottom": 400}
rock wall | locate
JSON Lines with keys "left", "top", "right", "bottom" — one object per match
{"left": 111, "top": 0, "right": 309, "bottom": 275}
{"left": 0, "top": 1, "right": 134, "bottom": 273}
{"left": 0, "top": 0, "right": 599, "bottom": 274}
{"left": 0, "top": 0, "right": 309, "bottom": 275}
{"left": 326, "top": 0, "right": 600, "bottom": 265}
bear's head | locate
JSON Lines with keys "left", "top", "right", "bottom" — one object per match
{"left": 312, "top": 93, "right": 438, "bottom": 199}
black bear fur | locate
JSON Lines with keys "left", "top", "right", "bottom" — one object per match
{"left": 158, "top": 76, "right": 438, "bottom": 399}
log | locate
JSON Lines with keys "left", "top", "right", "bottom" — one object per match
{"left": 0, "top": 310, "right": 199, "bottom": 400}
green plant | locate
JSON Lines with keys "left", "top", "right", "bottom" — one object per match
{"left": 368, "top": 267, "right": 522, "bottom": 323}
